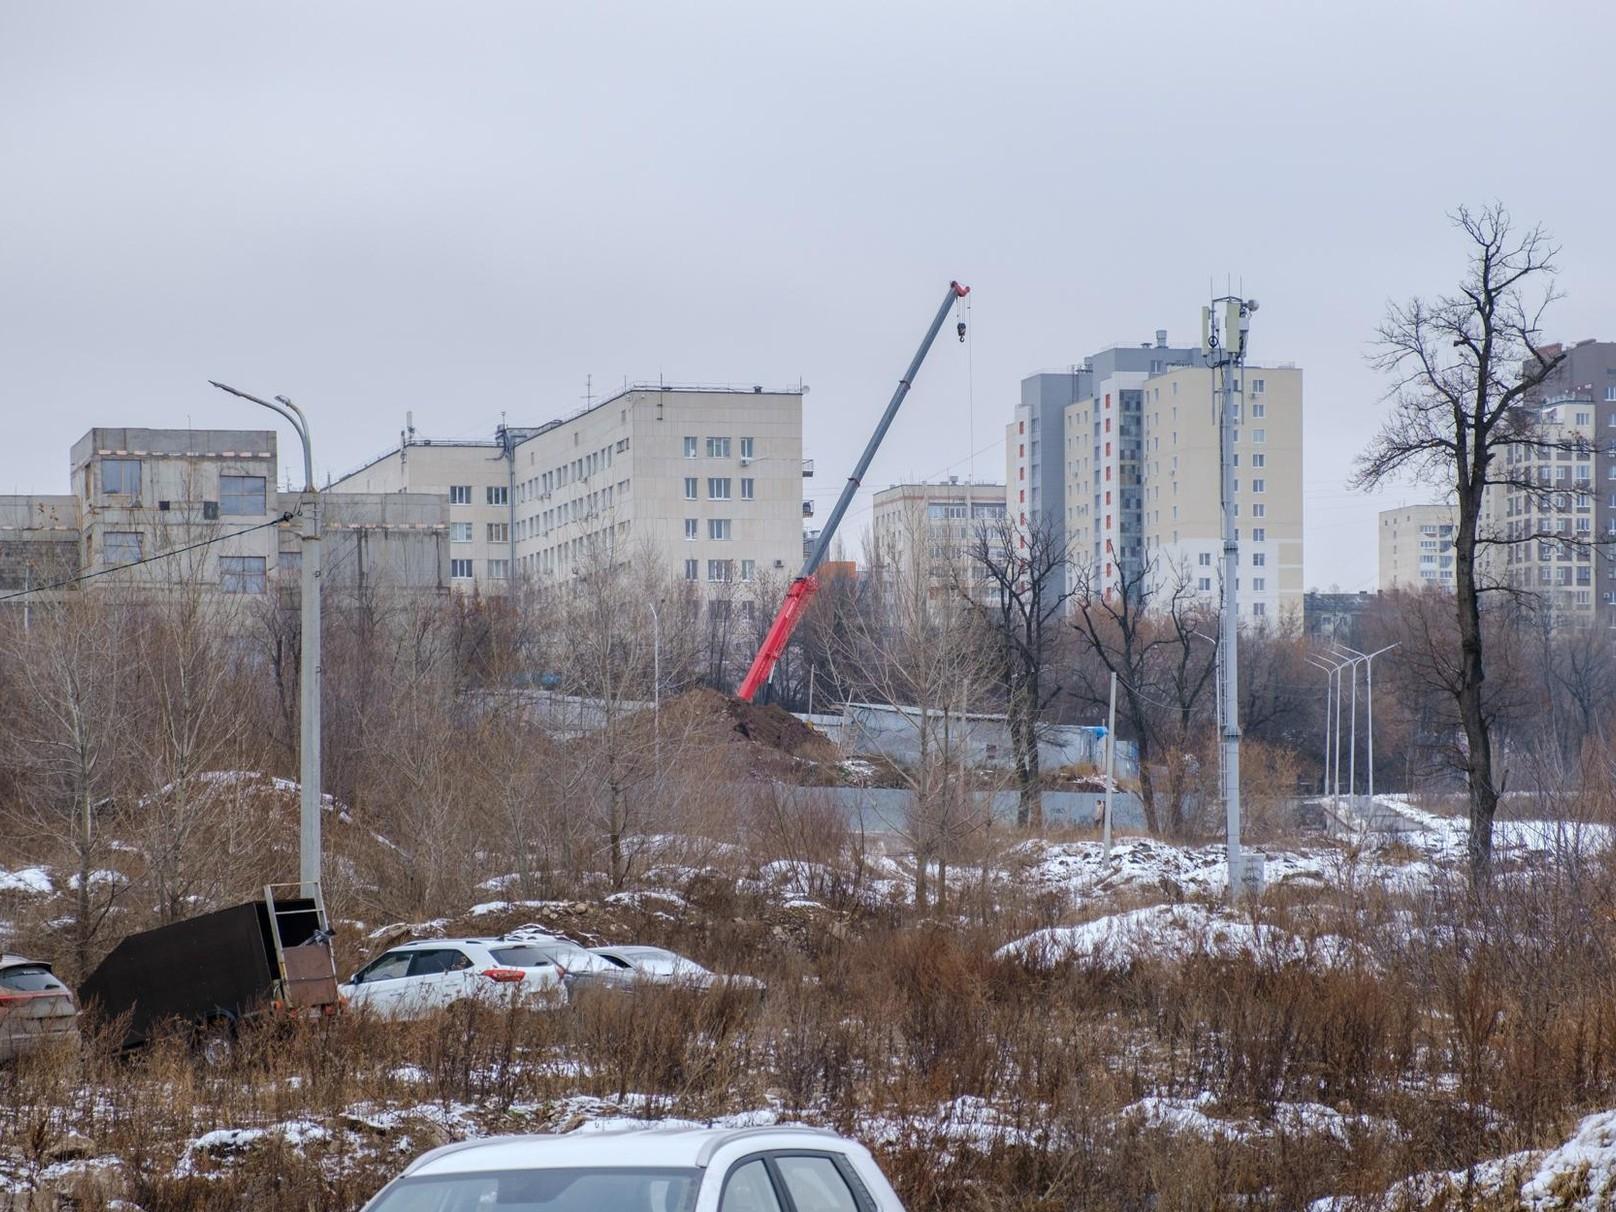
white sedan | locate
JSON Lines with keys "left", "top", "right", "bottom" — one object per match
{"left": 590, "top": 945, "right": 764, "bottom": 992}
{"left": 340, "top": 938, "right": 565, "bottom": 1020}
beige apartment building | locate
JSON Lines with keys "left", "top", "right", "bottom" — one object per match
{"left": 0, "top": 427, "right": 448, "bottom": 608}
{"left": 870, "top": 480, "right": 1008, "bottom": 599}
{"left": 1378, "top": 504, "right": 1458, "bottom": 590}
{"left": 329, "top": 431, "right": 523, "bottom": 592}
{"left": 509, "top": 386, "right": 805, "bottom": 593}
{"left": 1060, "top": 362, "right": 1303, "bottom": 623}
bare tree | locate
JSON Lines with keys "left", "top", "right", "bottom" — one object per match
{"left": 964, "top": 513, "right": 1071, "bottom": 828}
{"left": 1068, "top": 554, "right": 1218, "bottom": 836}
{"left": 1354, "top": 203, "right": 1575, "bottom": 881}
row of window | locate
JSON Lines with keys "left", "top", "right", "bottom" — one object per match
{"left": 684, "top": 436, "right": 756, "bottom": 460}
{"left": 1197, "top": 550, "right": 1269, "bottom": 567}
{"left": 448, "top": 485, "right": 510, "bottom": 506}
{"left": 684, "top": 558, "right": 757, "bottom": 583}
{"left": 685, "top": 518, "right": 733, "bottom": 540}
{"left": 100, "top": 461, "right": 269, "bottom": 515}
{"left": 685, "top": 477, "right": 756, "bottom": 501}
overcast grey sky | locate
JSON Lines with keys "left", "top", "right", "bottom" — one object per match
{"left": 3, "top": 0, "right": 1612, "bottom": 591}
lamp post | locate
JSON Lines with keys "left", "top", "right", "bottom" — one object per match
{"left": 1338, "top": 642, "right": 1399, "bottom": 810}
{"left": 647, "top": 598, "right": 661, "bottom": 778}
{"left": 1333, "top": 645, "right": 1364, "bottom": 804}
{"left": 1306, "top": 654, "right": 1344, "bottom": 806}
{"left": 210, "top": 380, "right": 321, "bottom": 898}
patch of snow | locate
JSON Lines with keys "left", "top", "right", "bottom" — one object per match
{"left": 998, "top": 903, "right": 1356, "bottom": 971}
{"left": 0, "top": 867, "right": 52, "bottom": 895}
{"left": 1521, "top": 1108, "right": 1616, "bottom": 1210}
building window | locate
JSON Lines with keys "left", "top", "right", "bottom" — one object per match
{"left": 1252, "top": 453, "right": 1266, "bottom": 468}
{"left": 1253, "top": 429, "right": 1266, "bottom": 444}
{"left": 449, "top": 485, "right": 472, "bottom": 505}
{"left": 1250, "top": 378, "right": 1265, "bottom": 394}
{"left": 740, "top": 478, "right": 755, "bottom": 500}
{"left": 487, "top": 559, "right": 509, "bottom": 579}
{"left": 740, "top": 559, "right": 755, "bottom": 582}
{"left": 101, "top": 459, "right": 141, "bottom": 495}
{"left": 1252, "top": 504, "right": 1265, "bottom": 517}
{"left": 684, "top": 558, "right": 699, "bottom": 580}
{"left": 219, "top": 474, "right": 266, "bottom": 516}
{"left": 1253, "top": 576, "right": 1266, "bottom": 591}
{"left": 684, "top": 518, "right": 698, "bottom": 540}
{"left": 1253, "top": 552, "right": 1266, "bottom": 566}
{"left": 740, "top": 436, "right": 755, "bottom": 460}
{"left": 684, "top": 436, "right": 699, "bottom": 458}
{"left": 486, "top": 486, "right": 508, "bottom": 506}
{"left": 708, "top": 477, "right": 732, "bottom": 500}
{"left": 707, "top": 559, "right": 731, "bottom": 582}
{"left": 684, "top": 477, "right": 698, "bottom": 500}
{"left": 1197, "top": 577, "right": 1212, "bottom": 591}
{"left": 709, "top": 518, "right": 731, "bottom": 540}
{"left": 1253, "top": 601, "right": 1266, "bottom": 617}
{"left": 450, "top": 559, "right": 474, "bottom": 579}
{"left": 219, "top": 555, "right": 266, "bottom": 594}
{"left": 706, "top": 436, "right": 731, "bottom": 458}
{"left": 1252, "top": 478, "right": 1265, "bottom": 493}
{"left": 451, "top": 522, "right": 473, "bottom": 542}
{"left": 1252, "top": 527, "right": 1266, "bottom": 542}
{"left": 1198, "top": 552, "right": 1212, "bottom": 566}
{"left": 487, "top": 522, "right": 509, "bottom": 543}
{"left": 105, "top": 531, "right": 142, "bottom": 565}
{"left": 1606, "top": 386, "right": 1616, "bottom": 402}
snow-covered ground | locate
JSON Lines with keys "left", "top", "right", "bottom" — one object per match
{"left": 996, "top": 902, "right": 1357, "bottom": 971}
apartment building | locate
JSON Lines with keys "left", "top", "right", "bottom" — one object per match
{"left": 870, "top": 480, "right": 1008, "bottom": 599}
{"left": 0, "top": 428, "right": 448, "bottom": 605}
{"left": 1055, "top": 333, "right": 1204, "bottom": 594}
{"left": 329, "top": 429, "right": 528, "bottom": 593}
{"left": 1134, "top": 365, "right": 1304, "bottom": 622}
{"left": 1379, "top": 504, "right": 1458, "bottom": 590}
{"left": 509, "top": 386, "right": 805, "bottom": 594}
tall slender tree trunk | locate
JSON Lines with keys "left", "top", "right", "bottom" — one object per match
{"left": 1454, "top": 492, "right": 1497, "bottom": 882}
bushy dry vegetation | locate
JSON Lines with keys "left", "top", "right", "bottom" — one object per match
{"left": 7, "top": 844, "right": 1616, "bottom": 1210}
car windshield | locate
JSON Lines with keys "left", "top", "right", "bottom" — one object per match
{"left": 0, "top": 966, "right": 66, "bottom": 993}
{"left": 368, "top": 1167, "right": 700, "bottom": 1212}
{"left": 488, "top": 945, "right": 562, "bottom": 968}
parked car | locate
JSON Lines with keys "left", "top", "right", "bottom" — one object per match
{"left": 79, "top": 884, "right": 338, "bottom": 1050}
{"left": 0, "top": 955, "right": 80, "bottom": 1062}
{"left": 340, "top": 938, "right": 567, "bottom": 1020}
{"left": 590, "top": 945, "right": 765, "bottom": 992}
{"left": 360, "top": 1124, "right": 904, "bottom": 1211}
{"left": 498, "top": 928, "right": 637, "bottom": 992}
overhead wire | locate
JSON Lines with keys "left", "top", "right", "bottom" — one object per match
{"left": 0, "top": 511, "right": 297, "bottom": 602}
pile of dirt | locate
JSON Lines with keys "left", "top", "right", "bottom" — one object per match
{"left": 662, "top": 687, "right": 841, "bottom": 765}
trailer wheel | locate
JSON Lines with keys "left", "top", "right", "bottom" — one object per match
{"left": 193, "top": 1015, "right": 237, "bottom": 1068}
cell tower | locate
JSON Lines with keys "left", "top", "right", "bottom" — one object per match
{"left": 1201, "top": 294, "right": 1259, "bottom": 899}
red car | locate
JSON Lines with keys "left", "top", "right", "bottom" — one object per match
{"left": 0, "top": 955, "right": 79, "bottom": 1062}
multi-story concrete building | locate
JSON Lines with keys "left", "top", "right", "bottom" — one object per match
{"left": 1056, "top": 332, "right": 1205, "bottom": 597}
{"left": 1379, "top": 504, "right": 1458, "bottom": 590}
{"left": 329, "top": 425, "right": 529, "bottom": 594}
{"left": 509, "top": 386, "right": 805, "bottom": 594}
{"left": 1133, "top": 364, "right": 1304, "bottom": 623}
{"left": 870, "top": 480, "right": 1007, "bottom": 599}
{"left": 0, "top": 427, "right": 448, "bottom": 607}
{"left": 1474, "top": 340, "right": 1616, "bottom": 625}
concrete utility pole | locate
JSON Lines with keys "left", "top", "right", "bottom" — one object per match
{"left": 1103, "top": 671, "right": 1117, "bottom": 859}
{"left": 1202, "top": 296, "right": 1258, "bottom": 898}
{"left": 211, "top": 381, "right": 322, "bottom": 898}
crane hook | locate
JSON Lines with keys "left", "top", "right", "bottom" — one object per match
{"left": 957, "top": 320, "right": 967, "bottom": 343}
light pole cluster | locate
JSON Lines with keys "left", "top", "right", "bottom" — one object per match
{"left": 1307, "top": 642, "right": 1397, "bottom": 817}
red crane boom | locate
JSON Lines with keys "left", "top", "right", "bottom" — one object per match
{"left": 736, "top": 280, "right": 970, "bottom": 702}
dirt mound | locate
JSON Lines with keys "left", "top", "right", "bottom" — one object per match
{"left": 663, "top": 688, "right": 839, "bottom": 764}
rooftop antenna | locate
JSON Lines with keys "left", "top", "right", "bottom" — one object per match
{"left": 582, "top": 375, "right": 595, "bottom": 408}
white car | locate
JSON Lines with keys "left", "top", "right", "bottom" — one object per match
{"left": 340, "top": 938, "right": 566, "bottom": 1020}
{"left": 590, "top": 946, "right": 765, "bottom": 993}
{"left": 360, "top": 1124, "right": 904, "bottom": 1211}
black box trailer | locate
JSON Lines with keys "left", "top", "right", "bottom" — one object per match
{"left": 80, "top": 883, "right": 340, "bottom": 1049}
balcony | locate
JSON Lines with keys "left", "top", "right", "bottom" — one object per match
{"left": 802, "top": 500, "right": 815, "bottom": 518}
{"left": 802, "top": 459, "right": 815, "bottom": 478}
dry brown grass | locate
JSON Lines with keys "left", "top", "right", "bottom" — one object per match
{"left": 6, "top": 849, "right": 1616, "bottom": 1210}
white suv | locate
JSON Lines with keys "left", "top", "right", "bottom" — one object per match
{"left": 360, "top": 1125, "right": 904, "bottom": 1211}
{"left": 340, "top": 938, "right": 566, "bottom": 1020}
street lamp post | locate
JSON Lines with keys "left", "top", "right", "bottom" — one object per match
{"left": 210, "top": 380, "right": 321, "bottom": 898}
{"left": 1340, "top": 642, "right": 1399, "bottom": 810}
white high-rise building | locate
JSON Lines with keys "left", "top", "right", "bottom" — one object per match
{"left": 1379, "top": 504, "right": 1458, "bottom": 590}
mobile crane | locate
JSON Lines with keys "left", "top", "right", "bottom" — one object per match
{"left": 735, "top": 280, "right": 971, "bottom": 702}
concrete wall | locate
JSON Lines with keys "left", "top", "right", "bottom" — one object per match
{"left": 781, "top": 784, "right": 1148, "bottom": 834}
{"left": 840, "top": 701, "right": 1138, "bottom": 777}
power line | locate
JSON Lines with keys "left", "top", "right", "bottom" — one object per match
{"left": 0, "top": 512, "right": 296, "bottom": 603}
